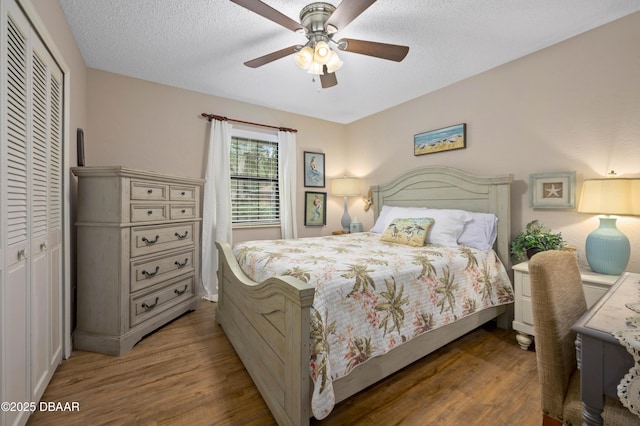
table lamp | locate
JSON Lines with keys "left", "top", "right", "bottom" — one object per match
{"left": 578, "top": 174, "right": 640, "bottom": 275}
{"left": 331, "top": 177, "right": 360, "bottom": 232}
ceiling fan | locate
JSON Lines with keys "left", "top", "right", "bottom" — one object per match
{"left": 231, "top": 0, "right": 410, "bottom": 88}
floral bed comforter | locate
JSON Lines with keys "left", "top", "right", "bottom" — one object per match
{"left": 232, "top": 232, "right": 514, "bottom": 419}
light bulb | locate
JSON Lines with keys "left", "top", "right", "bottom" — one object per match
{"left": 314, "top": 41, "right": 331, "bottom": 65}
{"left": 307, "top": 61, "right": 324, "bottom": 75}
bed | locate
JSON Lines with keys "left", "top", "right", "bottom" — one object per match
{"left": 215, "top": 166, "right": 514, "bottom": 425}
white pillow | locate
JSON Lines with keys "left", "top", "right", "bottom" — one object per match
{"left": 370, "top": 205, "right": 395, "bottom": 233}
{"left": 371, "top": 206, "right": 429, "bottom": 234}
{"left": 422, "top": 208, "right": 471, "bottom": 247}
{"left": 372, "top": 206, "right": 470, "bottom": 247}
{"left": 458, "top": 212, "right": 498, "bottom": 251}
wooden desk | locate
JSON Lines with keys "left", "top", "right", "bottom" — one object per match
{"left": 572, "top": 272, "right": 640, "bottom": 425}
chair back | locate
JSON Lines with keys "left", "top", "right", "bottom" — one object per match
{"left": 528, "top": 250, "right": 587, "bottom": 421}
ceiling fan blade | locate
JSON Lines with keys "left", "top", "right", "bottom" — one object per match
{"left": 320, "top": 66, "right": 338, "bottom": 88}
{"left": 244, "top": 45, "right": 299, "bottom": 68}
{"left": 230, "top": 0, "right": 303, "bottom": 32}
{"left": 339, "top": 38, "right": 409, "bottom": 62}
{"left": 325, "top": 0, "right": 376, "bottom": 31}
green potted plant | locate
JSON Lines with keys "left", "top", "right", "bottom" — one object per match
{"left": 511, "top": 220, "right": 565, "bottom": 261}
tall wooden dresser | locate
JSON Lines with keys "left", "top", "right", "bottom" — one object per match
{"left": 72, "top": 166, "right": 204, "bottom": 355}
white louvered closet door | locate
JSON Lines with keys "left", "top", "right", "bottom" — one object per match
{"left": 29, "top": 24, "right": 64, "bottom": 403}
{"left": 1, "top": 1, "right": 64, "bottom": 425}
{"left": 3, "top": 7, "right": 31, "bottom": 426}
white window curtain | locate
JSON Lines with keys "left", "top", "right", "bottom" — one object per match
{"left": 278, "top": 130, "right": 298, "bottom": 239}
{"left": 201, "top": 118, "right": 232, "bottom": 301}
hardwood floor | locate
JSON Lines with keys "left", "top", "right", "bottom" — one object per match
{"left": 28, "top": 302, "right": 541, "bottom": 426}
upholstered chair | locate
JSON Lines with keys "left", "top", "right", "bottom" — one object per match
{"left": 528, "top": 250, "right": 637, "bottom": 426}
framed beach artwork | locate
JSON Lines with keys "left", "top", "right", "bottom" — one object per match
{"left": 304, "top": 191, "right": 326, "bottom": 226}
{"left": 414, "top": 123, "right": 466, "bottom": 156}
{"left": 529, "top": 171, "right": 576, "bottom": 209}
{"left": 304, "top": 151, "right": 325, "bottom": 187}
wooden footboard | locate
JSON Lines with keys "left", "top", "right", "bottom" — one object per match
{"left": 215, "top": 241, "right": 314, "bottom": 426}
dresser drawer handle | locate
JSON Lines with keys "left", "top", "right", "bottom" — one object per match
{"left": 142, "top": 266, "right": 160, "bottom": 278}
{"left": 175, "top": 258, "right": 189, "bottom": 268}
{"left": 147, "top": 210, "right": 153, "bottom": 215}
{"left": 174, "top": 285, "right": 188, "bottom": 295}
{"left": 147, "top": 189, "right": 153, "bottom": 194}
{"left": 141, "top": 297, "right": 159, "bottom": 310}
{"left": 181, "top": 209, "right": 186, "bottom": 214}
{"left": 175, "top": 231, "right": 189, "bottom": 240}
{"left": 181, "top": 191, "right": 186, "bottom": 196}
{"left": 141, "top": 235, "right": 159, "bottom": 245}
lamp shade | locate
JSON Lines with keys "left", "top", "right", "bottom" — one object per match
{"left": 578, "top": 178, "right": 640, "bottom": 215}
{"left": 294, "top": 46, "right": 314, "bottom": 70}
{"left": 331, "top": 177, "right": 360, "bottom": 197}
{"left": 325, "top": 50, "right": 343, "bottom": 73}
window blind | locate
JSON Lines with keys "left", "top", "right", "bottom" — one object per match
{"left": 230, "top": 136, "right": 279, "bottom": 224}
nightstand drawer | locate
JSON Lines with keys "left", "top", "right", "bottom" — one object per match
{"left": 521, "top": 274, "right": 531, "bottom": 298}
{"left": 130, "top": 275, "right": 195, "bottom": 326}
{"left": 130, "top": 248, "right": 195, "bottom": 293}
{"left": 521, "top": 298, "right": 534, "bottom": 326}
{"left": 130, "top": 222, "right": 195, "bottom": 257}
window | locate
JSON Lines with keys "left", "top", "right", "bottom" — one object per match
{"left": 230, "top": 130, "right": 279, "bottom": 225}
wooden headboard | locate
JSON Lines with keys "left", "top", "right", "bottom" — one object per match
{"left": 370, "top": 166, "right": 513, "bottom": 269}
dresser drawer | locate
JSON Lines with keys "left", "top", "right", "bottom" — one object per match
{"left": 130, "top": 248, "right": 195, "bottom": 293}
{"left": 170, "top": 185, "right": 197, "bottom": 202}
{"left": 131, "top": 204, "right": 169, "bottom": 222}
{"left": 170, "top": 205, "right": 196, "bottom": 220}
{"left": 130, "top": 275, "right": 195, "bottom": 326}
{"left": 131, "top": 222, "right": 195, "bottom": 257}
{"left": 131, "top": 181, "right": 169, "bottom": 201}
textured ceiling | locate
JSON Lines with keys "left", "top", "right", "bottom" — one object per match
{"left": 59, "top": 0, "right": 640, "bottom": 124}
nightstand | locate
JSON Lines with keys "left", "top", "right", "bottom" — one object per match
{"left": 512, "top": 261, "right": 619, "bottom": 350}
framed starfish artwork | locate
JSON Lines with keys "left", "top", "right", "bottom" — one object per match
{"left": 529, "top": 171, "right": 576, "bottom": 209}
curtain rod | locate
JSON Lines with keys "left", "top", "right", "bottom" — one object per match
{"left": 201, "top": 113, "right": 297, "bottom": 133}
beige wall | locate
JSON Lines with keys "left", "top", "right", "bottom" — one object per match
{"left": 34, "top": 3, "right": 640, "bottom": 272}
{"left": 85, "top": 70, "right": 348, "bottom": 241}
{"left": 346, "top": 11, "right": 640, "bottom": 273}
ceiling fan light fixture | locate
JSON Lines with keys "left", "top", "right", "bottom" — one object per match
{"left": 307, "top": 60, "right": 325, "bottom": 75}
{"left": 325, "top": 50, "right": 343, "bottom": 73}
{"left": 313, "top": 40, "right": 331, "bottom": 65}
{"left": 234, "top": 0, "right": 410, "bottom": 88}
{"left": 294, "top": 45, "right": 314, "bottom": 70}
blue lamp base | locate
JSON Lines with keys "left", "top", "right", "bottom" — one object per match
{"left": 585, "top": 217, "right": 630, "bottom": 275}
